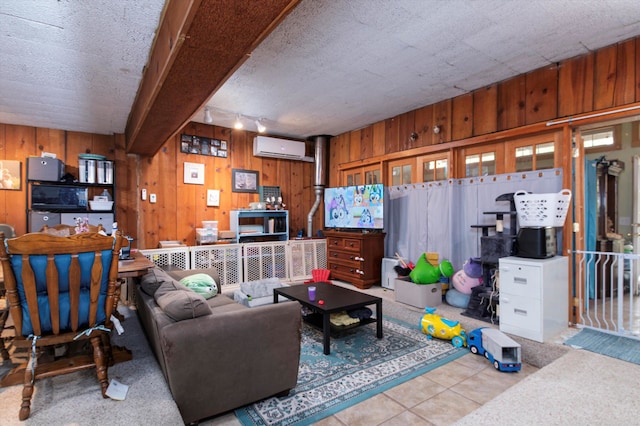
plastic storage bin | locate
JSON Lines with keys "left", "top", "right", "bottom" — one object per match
{"left": 202, "top": 220, "right": 218, "bottom": 229}
{"left": 196, "top": 228, "right": 218, "bottom": 244}
{"left": 395, "top": 277, "right": 441, "bottom": 308}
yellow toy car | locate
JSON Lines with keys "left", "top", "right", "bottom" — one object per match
{"left": 420, "top": 307, "right": 467, "bottom": 348}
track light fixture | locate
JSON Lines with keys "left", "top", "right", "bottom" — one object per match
{"left": 255, "top": 119, "right": 266, "bottom": 133}
{"left": 204, "top": 107, "right": 213, "bottom": 123}
{"left": 234, "top": 114, "right": 244, "bottom": 129}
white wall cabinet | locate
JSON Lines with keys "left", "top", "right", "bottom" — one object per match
{"left": 499, "top": 256, "right": 568, "bottom": 343}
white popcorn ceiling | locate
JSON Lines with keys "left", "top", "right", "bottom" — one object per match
{"left": 1, "top": 0, "right": 640, "bottom": 139}
{"left": 0, "top": 0, "right": 166, "bottom": 135}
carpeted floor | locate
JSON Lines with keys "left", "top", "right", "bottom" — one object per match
{"left": 564, "top": 327, "right": 640, "bottom": 365}
{"left": 456, "top": 348, "right": 640, "bottom": 425}
{"left": 235, "top": 303, "right": 467, "bottom": 426}
{"left": 0, "top": 307, "right": 183, "bottom": 425}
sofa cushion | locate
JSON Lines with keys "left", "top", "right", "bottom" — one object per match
{"left": 239, "top": 277, "right": 283, "bottom": 299}
{"left": 140, "top": 268, "right": 175, "bottom": 296}
{"left": 179, "top": 273, "right": 218, "bottom": 299}
{"left": 156, "top": 289, "right": 212, "bottom": 321}
{"left": 154, "top": 279, "right": 190, "bottom": 302}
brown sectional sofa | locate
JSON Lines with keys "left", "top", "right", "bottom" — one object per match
{"left": 134, "top": 267, "right": 302, "bottom": 424}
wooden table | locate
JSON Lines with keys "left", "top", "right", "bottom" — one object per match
{"left": 274, "top": 282, "right": 383, "bottom": 355}
{"left": 116, "top": 250, "right": 155, "bottom": 310}
{"left": 118, "top": 250, "right": 155, "bottom": 278}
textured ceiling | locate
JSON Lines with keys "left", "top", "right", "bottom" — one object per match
{"left": 205, "top": 0, "right": 640, "bottom": 138}
{"left": 1, "top": 0, "right": 640, "bottom": 140}
{"left": 0, "top": 0, "right": 166, "bottom": 135}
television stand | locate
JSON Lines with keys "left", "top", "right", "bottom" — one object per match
{"left": 325, "top": 230, "right": 385, "bottom": 289}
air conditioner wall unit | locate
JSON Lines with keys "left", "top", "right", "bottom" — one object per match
{"left": 253, "top": 136, "right": 311, "bottom": 161}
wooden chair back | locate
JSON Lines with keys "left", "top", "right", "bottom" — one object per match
{"left": 0, "top": 231, "right": 121, "bottom": 338}
{"left": 0, "top": 231, "right": 124, "bottom": 420}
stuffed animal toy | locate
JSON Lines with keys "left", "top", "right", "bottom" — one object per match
{"left": 409, "top": 253, "right": 441, "bottom": 284}
{"left": 439, "top": 260, "right": 454, "bottom": 278}
{"left": 409, "top": 255, "right": 455, "bottom": 284}
{"left": 452, "top": 269, "right": 482, "bottom": 294}
{"left": 445, "top": 288, "right": 471, "bottom": 308}
{"left": 463, "top": 257, "right": 483, "bottom": 278}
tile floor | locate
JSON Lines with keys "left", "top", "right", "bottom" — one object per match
{"left": 207, "top": 347, "right": 536, "bottom": 426}
{"left": 207, "top": 283, "right": 536, "bottom": 426}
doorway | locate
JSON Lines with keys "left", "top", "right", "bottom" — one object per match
{"left": 573, "top": 118, "right": 640, "bottom": 337}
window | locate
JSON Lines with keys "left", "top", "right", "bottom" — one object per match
{"left": 581, "top": 126, "right": 620, "bottom": 153}
{"left": 465, "top": 152, "right": 495, "bottom": 177}
{"left": 514, "top": 142, "right": 555, "bottom": 172}
{"left": 582, "top": 128, "right": 615, "bottom": 148}
{"left": 418, "top": 153, "right": 449, "bottom": 182}
{"left": 458, "top": 143, "right": 503, "bottom": 178}
{"left": 364, "top": 166, "right": 381, "bottom": 184}
{"left": 346, "top": 172, "right": 361, "bottom": 186}
{"left": 388, "top": 159, "right": 414, "bottom": 185}
{"left": 342, "top": 164, "right": 381, "bottom": 186}
{"left": 504, "top": 133, "right": 560, "bottom": 173}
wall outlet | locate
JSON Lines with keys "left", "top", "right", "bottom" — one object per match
{"left": 150, "top": 193, "right": 156, "bottom": 203}
{"left": 141, "top": 188, "right": 147, "bottom": 200}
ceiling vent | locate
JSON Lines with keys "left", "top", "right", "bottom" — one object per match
{"left": 253, "top": 136, "right": 312, "bottom": 161}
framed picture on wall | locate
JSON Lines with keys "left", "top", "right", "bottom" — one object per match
{"left": 0, "top": 160, "right": 21, "bottom": 190}
{"left": 232, "top": 169, "right": 259, "bottom": 193}
{"left": 184, "top": 162, "right": 205, "bottom": 185}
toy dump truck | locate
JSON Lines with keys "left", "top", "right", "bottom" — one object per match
{"left": 467, "top": 327, "right": 521, "bottom": 372}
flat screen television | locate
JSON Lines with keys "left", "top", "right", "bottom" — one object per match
{"left": 324, "top": 184, "right": 384, "bottom": 230}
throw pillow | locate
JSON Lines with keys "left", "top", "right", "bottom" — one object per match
{"left": 179, "top": 273, "right": 218, "bottom": 299}
{"left": 154, "top": 279, "right": 190, "bottom": 302}
{"left": 156, "top": 289, "right": 212, "bottom": 321}
{"left": 140, "top": 268, "right": 174, "bottom": 296}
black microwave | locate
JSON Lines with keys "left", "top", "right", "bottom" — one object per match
{"left": 31, "top": 184, "right": 88, "bottom": 210}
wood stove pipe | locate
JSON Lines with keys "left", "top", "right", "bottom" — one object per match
{"left": 307, "top": 135, "right": 330, "bottom": 237}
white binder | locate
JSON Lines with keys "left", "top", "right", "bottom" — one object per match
{"left": 97, "top": 160, "right": 113, "bottom": 184}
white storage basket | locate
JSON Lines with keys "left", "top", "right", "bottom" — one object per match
{"left": 513, "top": 189, "right": 572, "bottom": 227}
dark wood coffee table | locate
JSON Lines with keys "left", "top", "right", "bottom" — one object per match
{"left": 274, "top": 282, "right": 382, "bottom": 355}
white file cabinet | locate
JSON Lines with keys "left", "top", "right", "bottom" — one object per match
{"left": 499, "top": 256, "right": 568, "bottom": 343}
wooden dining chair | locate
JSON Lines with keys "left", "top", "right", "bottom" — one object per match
{"left": 0, "top": 231, "right": 124, "bottom": 420}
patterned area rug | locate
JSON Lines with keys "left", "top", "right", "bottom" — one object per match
{"left": 235, "top": 308, "right": 467, "bottom": 425}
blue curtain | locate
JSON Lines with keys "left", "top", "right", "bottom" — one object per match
{"left": 585, "top": 158, "right": 598, "bottom": 298}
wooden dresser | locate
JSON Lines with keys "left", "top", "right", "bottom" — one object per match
{"left": 325, "top": 230, "right": 385, "bottom": 289}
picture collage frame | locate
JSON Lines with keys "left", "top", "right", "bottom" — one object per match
{"left": 180, "top": 134, "right": 228, "bottom": 158}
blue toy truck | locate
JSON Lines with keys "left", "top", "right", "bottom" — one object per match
{"left": 467, "top": 327, "right": 522, "bottom": 372}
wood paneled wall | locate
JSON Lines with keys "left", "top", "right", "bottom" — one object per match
{"left": 0, "top": 127, "right": 123, "bottom": 237}
{"left": 328, "top": 37, "right": 640, "bottom": 186}
{"left": 136, "top": 122, "right": 320, "bottom": 248}
{"left": 0, "top": 122, "right": 321, "bottom": 249}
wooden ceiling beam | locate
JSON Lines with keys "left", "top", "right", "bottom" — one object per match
{"left": 125, "top": 0, "right": 301, "bottom": 156}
